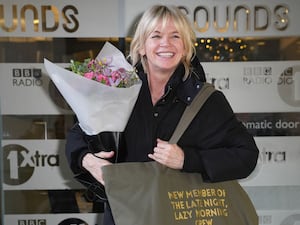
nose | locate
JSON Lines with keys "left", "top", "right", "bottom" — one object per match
{"left": 160, "top": 36, "right": 170, "bottom": 46}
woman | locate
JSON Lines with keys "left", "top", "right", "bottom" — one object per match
{"left": 65, "top": 5, "right": 259, "bottom": 225}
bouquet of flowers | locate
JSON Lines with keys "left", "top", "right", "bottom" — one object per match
{"left": 44, "top": 42, "right": 142, "bottom": 135}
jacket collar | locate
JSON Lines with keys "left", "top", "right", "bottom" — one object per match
{"left": 136, "top": 56, "right": 207, "bottom": 105}
{"left": 172, "top": 57, "right": 207, "bottom": 105}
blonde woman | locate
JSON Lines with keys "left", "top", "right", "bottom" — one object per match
{"left": 66, "top": 5, "right": 259, "bottom": 225}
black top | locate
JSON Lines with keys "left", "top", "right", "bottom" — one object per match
{"left": 65, "top": 57, "right": 259, "bottom": 225}
{"left": 65, "top": 57, "right": 258, "bottom": 182}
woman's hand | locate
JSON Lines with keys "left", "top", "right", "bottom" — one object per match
{"left": 148, "top": 138, "right": 184, "bottom": 169}
{"left": 82, "top": 151, "right": 114, "bottom": 185}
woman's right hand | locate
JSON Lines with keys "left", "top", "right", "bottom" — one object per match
{"left": 82, "top": 151, "right": 115, "bottom": 185}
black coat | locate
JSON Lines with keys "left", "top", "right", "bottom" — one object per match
{"left": 65, "top": 58, "right": 259, "bottom": 224}
{"left": 66, "top": 58, "right": 258, "bottom": 181}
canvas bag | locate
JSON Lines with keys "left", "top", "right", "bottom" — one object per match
{"left": 102, "top": 83, "right": 258, "bottom": 225}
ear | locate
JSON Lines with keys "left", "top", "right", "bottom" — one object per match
{"left": 139, "top": 47, "right": 145, "bottom": 56}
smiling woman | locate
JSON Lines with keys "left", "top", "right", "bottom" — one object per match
{"left": 139, "top": 19, "right": 185, "bottom": 103}
{"left": 129, "top": 5, "right": 196, "bottom": 104}
{"left": 139, "top": 18, "right": 186, "bottom": 104}
{"left": 1, "top": 1, "right": 300, "bottom": 225}
{"left": 65, "top": 4, "right": 259, "bottom": 225}
{"left": 130, "top": 5, "right": 196, "bottom": 79}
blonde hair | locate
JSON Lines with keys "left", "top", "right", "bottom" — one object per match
{"left": 130, "top": 5, "right": 196, "bottom": 78}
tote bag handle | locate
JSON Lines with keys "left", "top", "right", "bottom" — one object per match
{"left": 169, "top": 82, "right": 216, "bottom": 144}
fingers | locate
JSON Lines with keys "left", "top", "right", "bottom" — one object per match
{"left": 148, "top": 139, "right": 184, "bottom": 169}
{"left": 94, "top": 151, "right": 115, "bottom": 159}
{"left": 82, "top": 151, "right": 114, "bottom": 172}
{"left": 82, "top": 152, "right": 114, "bottom": 186}
{"left": 156, "top": 138, "right": 168, "bottom": 147}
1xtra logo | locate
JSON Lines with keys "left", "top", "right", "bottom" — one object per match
{"left": 240, "top": 146, "right": 287, "bottom": 183}
{"left": 260, "top": 214, "right": 300, "bottom": 225}
{"left": 278, "top": 65, "right": 300, "bottom": 107}
{"left": 58, "top": 218, "right": 88, "bottom": 225}
{"left": 12, "top": 67, "right": 43, "bottom": 86}
{"left": 281, "top": 214, "right": 300, "bottom": 225}
{"left": 3, "top": 144, "right": 59, "bottom": 185}
{"left": 206, "top": 74, "right": 230, "bottom": 90}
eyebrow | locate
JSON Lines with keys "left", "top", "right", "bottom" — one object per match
{"left": 152, "top": 30, "right": 180, "bottom": 34}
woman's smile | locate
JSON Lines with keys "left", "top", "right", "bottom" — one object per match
{"left": 156, "top": 51, "right": 175, "bottom": 57}
{"left": 140, "top": 18, "right": 185, "bottom": 76}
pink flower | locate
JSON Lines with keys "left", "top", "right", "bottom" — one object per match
{"left": 69, "top": 55, "right": 139, "bottom": 88}
{"left": 84, "top": 72, "right": 95, "bottom": 80}
{"left": 95, "top": 73, "right": 110, "bottom": 85}
{"left": 111, "top": 70, "right": 121, "bottom": 81}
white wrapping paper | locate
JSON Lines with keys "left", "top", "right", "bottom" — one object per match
{"left": 44, "top": 42, "right": 142, "bottom": 135}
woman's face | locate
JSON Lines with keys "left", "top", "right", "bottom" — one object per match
{"left": 140, "top": 18, "right": 185, "bottom": 76}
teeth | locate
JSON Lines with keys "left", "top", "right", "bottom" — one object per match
{"left": 157, "top": 52, "right": 174, "bottom": 57}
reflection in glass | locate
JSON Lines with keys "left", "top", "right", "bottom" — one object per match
{"left": 2, "top": 115, "right": 75, "bottom": 140}
{"left": 0, "top": 37, "right": 300, "bottom": 63}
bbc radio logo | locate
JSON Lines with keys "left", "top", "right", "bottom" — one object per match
{"left": 243, "top": 66, "right": 273, "bottom": 85}
{"left": 278, "top": 65, "right": 300, "bottom": 106}
{"left": 12, "top": 68, "right": 43, "bottom": 86}
{"left": 278, "top": 67, "right": 294, "bottom": 85}
{"left": 18, "top": 218, "right": 89, "bottom": 225}
{"left": 18, "top": 219, "right": 46, "bottom": 225}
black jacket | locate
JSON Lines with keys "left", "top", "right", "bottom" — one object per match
{"left": 65, "top": 58, "right": 258, "bottom": 225}
{"left": 65, "top": 57, "right": 258, "bottom": 182}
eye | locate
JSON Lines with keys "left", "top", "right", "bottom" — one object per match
{"left": 172, "top": 33, "right": 181, "bottom": 39}
{"left": 151, "top": 34, "right": 161, "bottom": 39}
